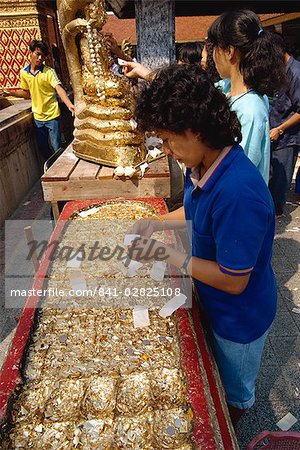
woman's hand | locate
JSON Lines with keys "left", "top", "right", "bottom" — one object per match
{"left": 104, "top": 33, "right": 126, "bottom": 59}
{"left": 104, "top": 33, "right": 118, "bottom": 52}
{"left": 127, "top": 218, "right": 162, "bottom": 238}
{"left": 123, "top": 61, "right": 152, "bottom": 80}
{"left": 127, "top": 208, "right": 186, "bottom": 238}
{"left": 127, "top": 237, "right": 168, "bottom": 263}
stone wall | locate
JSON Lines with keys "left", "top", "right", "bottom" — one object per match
{"left": 0, "top": 101, "right": 42, "bottom": 224}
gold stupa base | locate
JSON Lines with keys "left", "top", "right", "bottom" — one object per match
{"left": 72, "top": 140, "right": 146, "bottom": 167}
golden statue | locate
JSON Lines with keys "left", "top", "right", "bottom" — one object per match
{"left": 57, "top": 0, "right": 145, "bottom": 167}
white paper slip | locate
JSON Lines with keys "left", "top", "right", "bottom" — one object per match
{"left": 292, "top": 307, "right": 300, "bottom": 314}
{"left": 121, "top": 259, "right": 143, "bottom": 277}
{"left": 159, "top": 293, "right": 187, "bottom": 318}
{"left": 276, "top": 412, "right": 298, "bottom": 431}
{"left": 67, "top": 251, "right": 84, "bottom": 269}
{"left": 123, "top": 234, "right": 140, "bottom": 246}
{"left": 128, "top": 259, "right": 143, "bottom": 275}
{"left": 133, "top": 306, "right": 150, "bottom": 328}
{"left": 118, "top": 58, "right": 126, "bottom": 66}
{"left": 78, "top": 207, "right": 100, "bottom": 218}
{"left": 69, "top": 270, "right": 87, "bottom": 293}
{"left": 130, "top": 118, "right": 137, "bottom": 130}
{"left": 148, "top": 148, "right": 162, "bottom": 159}
{"left": 150, "top": 260, "right": 167, "bottom": 282}
{"left": 140, "top": 162, "right": 149, "bottom": 176}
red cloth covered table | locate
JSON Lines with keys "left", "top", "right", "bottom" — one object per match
{"left": 0, "top": 198, "right": 238, "bottom": 449}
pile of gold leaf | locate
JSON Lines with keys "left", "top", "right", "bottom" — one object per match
{"left": 2, "top": 201, "right": 194, "bottom": 449}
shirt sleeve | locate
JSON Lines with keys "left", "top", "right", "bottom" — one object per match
{"left": 288, "top": 72, "right": 300, "bottom": 114}
{"left": 48, "top": 69, "right": 61, "bottom": 89}
{"left": 238, "top": 110, "right": 266, "bottom": 168}
{"left": 19, "top": 71, "right": 29, "bottom": 90}
{"left": 212, "top": 196, "right": 271, "bottom": 274}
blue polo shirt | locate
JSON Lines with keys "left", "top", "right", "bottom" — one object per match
{"left": 184, "top": 144, "right": 277, "bottom": 344}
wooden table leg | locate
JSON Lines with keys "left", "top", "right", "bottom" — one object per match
{"left": 24, "top": 226, "right": 40, "bottom": 273}
{"left": 51, "top": 202, "right": 60, "bottom": 221}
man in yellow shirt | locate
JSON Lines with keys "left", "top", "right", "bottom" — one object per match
{"left": 3, "top": 40, "right": 74, "bottom": 160}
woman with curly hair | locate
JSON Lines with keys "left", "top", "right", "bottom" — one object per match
{"left": 207, "top": 10, "right": 286, "bottom": 184}
{"left": 127, "top": 64, "right": 277, "bottom": 428}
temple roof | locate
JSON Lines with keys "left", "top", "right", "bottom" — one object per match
{"left": 102, "top": 13, "right": 289, "bottom": 45}
{"left": 106, "top": 0, "right": 300, "bottom": 19}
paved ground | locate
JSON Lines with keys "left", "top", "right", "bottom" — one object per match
{"left": 0, "top": 180, "right": 299, "bottom": 448}
{"left": 0, "top": 183, "right": 51, "bottom": 367}
{"left": 237, "top": 190, "right": 300, "bottom": 448}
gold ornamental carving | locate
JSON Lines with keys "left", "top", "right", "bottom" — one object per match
{"left": 57, "top": 0, "right": 145, "bottom": 167}
{"left": 0, "top": 17, "right": 40, "bottom": 29}
{"left": 0, "top": 0, "right": 39, "bottom": 27}
{"left": 0, "top": 0, "right": 37, "bottom": 15}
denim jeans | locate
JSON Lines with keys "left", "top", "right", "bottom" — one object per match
{"left": 34, "top": 116, "right": 61, "bottom": 160}
{"left": 269, "top": 143, "right": 299, "bottom": 215}
{"left": 212, "top": 328, "right": 270, "bottom": 409}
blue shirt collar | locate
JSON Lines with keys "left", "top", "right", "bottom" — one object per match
{"left": 189, "top": 144, "right": 241, "bottom": 192}
{"left": 24, "top": 64, "right": 44, "bottom": 75}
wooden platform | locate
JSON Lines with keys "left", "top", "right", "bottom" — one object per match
{"left": 41, "top": 144, "right": 170, "bottom": 219}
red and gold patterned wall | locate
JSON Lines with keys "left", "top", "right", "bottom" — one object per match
{"left": 0, "top": 0, "right": 68, "bottom": 90}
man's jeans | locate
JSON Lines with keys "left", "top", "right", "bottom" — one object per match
{"left": 34, "top": 116, "right": 61, "bottom": 160}
{"left": 269, "top": 143, "right": 299, "bottom": 215}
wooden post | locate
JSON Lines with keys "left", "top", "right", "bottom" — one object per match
{"left": 51, "top": 202, "right": 60, "bottom": 221}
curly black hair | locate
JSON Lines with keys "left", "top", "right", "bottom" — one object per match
{"left": 134, "top": 64, "right": 242, "bottom": 150}
{"left": 178, "top": 42, "right": 204, "bottom": 65}
{"left": 207, "top": 10, "right": 286, "bottom": 96}
{"left": 29, "top": 40, "right": 48, "bottom": 57}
